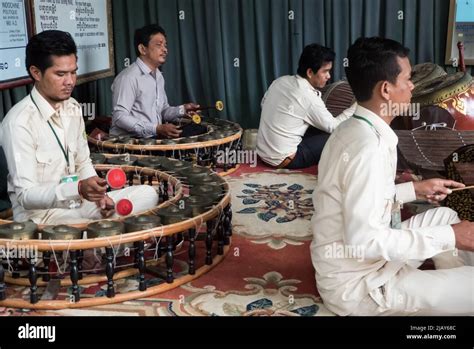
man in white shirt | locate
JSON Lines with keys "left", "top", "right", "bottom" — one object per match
{"left": 1, "top": 30, "right": 157, "bottom": 225}
{"left": 110, "top": 24, "right": 202, "bottom": 139}
{"left": 257, "top": 44, "right": 357, "bottom": 169}
{"left": 311, "top": 37, "right": 474, "bottom": 316}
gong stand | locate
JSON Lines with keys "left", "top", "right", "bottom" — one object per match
{"left": 0, "top": 163, "right": 232, "bottom": 309}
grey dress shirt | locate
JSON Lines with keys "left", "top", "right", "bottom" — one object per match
{"left": 110, "top": 58, "right": 185, "bottom": 138}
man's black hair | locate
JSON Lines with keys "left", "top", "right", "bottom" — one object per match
{"left": 345, "top": 37, "right": 410, "bottom": 102}
{"left": 25, "top": 30, "right": 77, "bottom": 79}
{"left": 134, "top": 24, "right": 166, "bottom": 57}
{"left": 297, "top": 44, "right": 335, "bottom": 78}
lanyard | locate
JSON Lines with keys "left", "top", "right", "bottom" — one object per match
{"left": 30, "top": 94, "right": 69, "bottom": 169}
{"left": 353, "top": 115, "right": 375, "bottom": 128}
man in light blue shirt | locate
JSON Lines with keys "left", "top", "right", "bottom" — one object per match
{"left": 110, "top": 24, "right": 199, "bottom": 138}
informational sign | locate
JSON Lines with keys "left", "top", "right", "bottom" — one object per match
{"left": 446, "top": 0, "right": 474, "bottom": 65}
{"left": 0, "top": 0, "right": 30, "bottom": 89}
{"left": 32, "top": 0, "right": 114, "bottom": 84}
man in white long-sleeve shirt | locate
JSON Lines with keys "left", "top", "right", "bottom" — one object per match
{"left": 311, "top": 37, "right": 474, "bottom": 316}
{"left": 257, "top": 44, "right": 357, "bottom": 169}
{"left": 1, "top": 30, "right": 157, "bottom": 225}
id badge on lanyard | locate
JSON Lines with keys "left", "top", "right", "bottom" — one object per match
{"left": 390, "top": 199, "right": 402, "bottom": 229}
{"left": 60, "top": 173, "right": 81, "bottom": 209}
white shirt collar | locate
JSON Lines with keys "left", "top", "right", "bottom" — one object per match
{"left": 31, "top": 86, "right": 58, "bottom": 121}
{"left": 295, "top": 75, "right": 321, "bottom": 96}
{"left": 354, "top": 105, "right": 398, "bottom": 148}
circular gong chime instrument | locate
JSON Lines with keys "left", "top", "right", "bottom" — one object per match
{"left": 88, "top": 115, "right": 243, "bottom": 175}
{"left": 0, "top": 160, "right": 233, "bottom": 309}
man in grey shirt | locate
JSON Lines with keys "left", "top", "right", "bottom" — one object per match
{"left": 110, "top": 24, "right": 199, "bottom": 139}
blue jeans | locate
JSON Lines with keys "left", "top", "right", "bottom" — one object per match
{"left": 286, "top": 127, "right": 330, "bottom": 169}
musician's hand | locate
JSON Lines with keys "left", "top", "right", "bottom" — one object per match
{"left": 96, "top": 195, "right": 115, "bottom": 218}
{"left": 413, "top": 178, "right": 465, "bottom": 204}
{"left": 156, "top": 123, "right": 182, "bottom": 138}
{"left": 79, "top": 176, "right": 107, "bottom": 202}
{"left": 183, "top": 103, "right": 200, "bottom": 113}
{"left": 452, "top": 220, "right": 474, "bottom": 251}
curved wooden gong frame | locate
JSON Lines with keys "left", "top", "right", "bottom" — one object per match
{"left": 0, "top": 164, "right": 232, "bottom": 309}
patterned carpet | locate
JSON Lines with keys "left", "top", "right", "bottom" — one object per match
{"left": 0, "top": 162, "right": 331, "bottom": 316}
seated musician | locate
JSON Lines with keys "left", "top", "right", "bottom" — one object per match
{"left": 311, "top": 37, "right": 474, "bottom": 316}
{"left": 110, "top": 24, "right": 201, "bottom": 139}
{"left": 0, "top": 30, "right": 158, "bottom": 225}
{"left": 256, "top": 43, "right": 357, "bottom": 169}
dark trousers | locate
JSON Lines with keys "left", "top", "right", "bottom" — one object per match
{"left": 286, "top": 127, "right": 330, "bottom": 169}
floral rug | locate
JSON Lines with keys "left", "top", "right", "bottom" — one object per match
{"left": 228, "top": 167, "right": 316, "bottom": 249}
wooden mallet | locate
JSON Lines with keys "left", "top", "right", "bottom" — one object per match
{"left": 196, "top": 100, "right": 224, "bottom": 112}
{"left": 450, "top": 185, "right": 474, "bottom": 192}
{"left": 187, "top": 101, "right": 224, "bottom": 124}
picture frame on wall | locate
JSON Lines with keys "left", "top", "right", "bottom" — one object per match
{"left": 30, "top": 0, "right": 115, "bottom": 85}
{"left": 445, "top": 0, "right": 474, "bottom": 66}
{"left": 0, "top": 0, "right": 33, "bottom": 90}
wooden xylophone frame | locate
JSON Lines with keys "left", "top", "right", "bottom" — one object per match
{"left": 0, "top": 164, "right": 232, "bottom": 309}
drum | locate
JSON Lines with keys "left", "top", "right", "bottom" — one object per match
{"left": 411, "top": 63, "right": 446, "bottom": 86}
{"left": 444, "top": 145, "right": 474, "bottom": 221}
{"left": 412, "top": 72, "right": 474, "bottom": 130}
{"left": 320, "top": 80, "right": 356, "bottom": 117}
